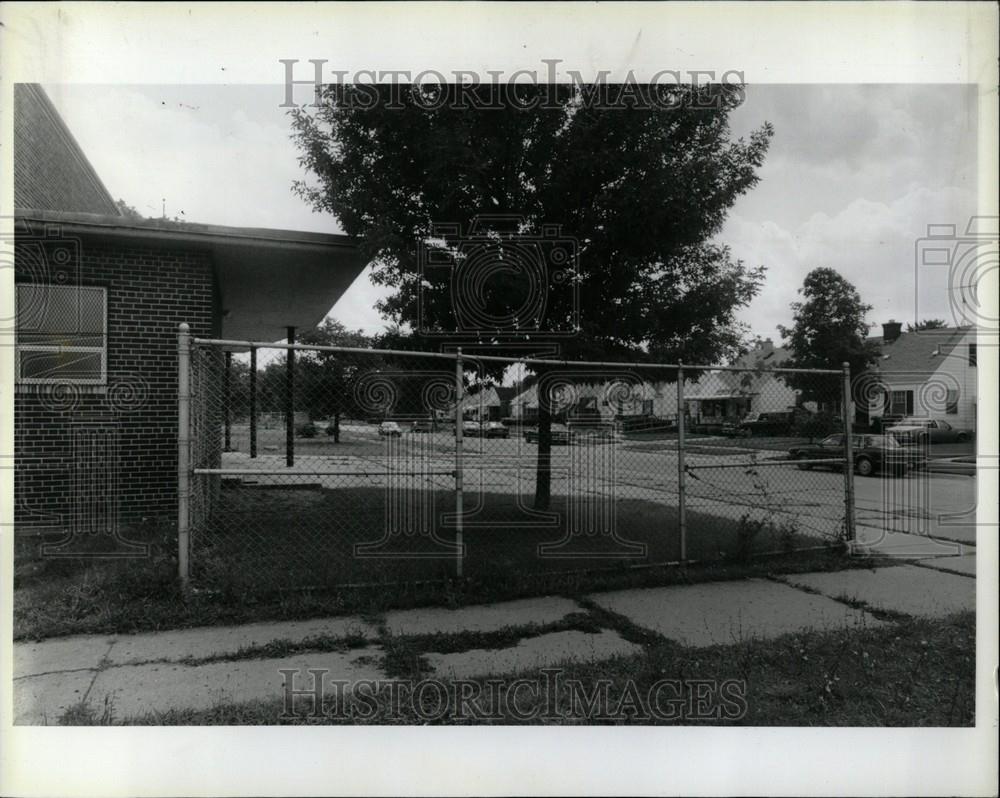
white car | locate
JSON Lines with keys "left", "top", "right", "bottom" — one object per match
{"left": 378, "top": 421, "right": 403, "bottom": 437}
{"left": 461, "top": 420, "right": 483, "bottom": 437}
{"left": 885, "top": 418, "right": 971, "bottom": 444}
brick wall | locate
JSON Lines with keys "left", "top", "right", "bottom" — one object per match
{"left": 15, "top": 237, "right": 220, "bottom": 529}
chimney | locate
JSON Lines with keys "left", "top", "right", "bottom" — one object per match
{"left": 882, "top": 320, "right": 902, "bottom": 343}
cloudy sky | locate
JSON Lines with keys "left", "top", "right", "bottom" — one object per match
{"left": 47, "top": 83, "right": 978, "bottom": 341}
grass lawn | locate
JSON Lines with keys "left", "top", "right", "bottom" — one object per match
{"left": 15, "top": 480, "right": 873, "bottom": 642}
{"left": 190, "top": 486, "right": 825, "bottom": 593}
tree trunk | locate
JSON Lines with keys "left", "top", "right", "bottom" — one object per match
{"left": 333, "top": 410, "right": 341, "bottom": 443}
{"left": 534, "top": 377, "right": 552, "bottom": 510}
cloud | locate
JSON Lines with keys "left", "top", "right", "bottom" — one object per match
{"left": 47, "top": 84, "right": 340, "bottom": 233}
{"left": 723, "top": 184, "right": 978, "bottom": 339}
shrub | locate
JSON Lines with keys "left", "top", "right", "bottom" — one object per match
{"left": 296, "top": 422, "right": 318, "bottom": 438}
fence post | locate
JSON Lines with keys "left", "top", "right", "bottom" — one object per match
{"left": 676, "top": 362, "right": 687, "bottom": 562}
{"left": 223, "top": 350, "right": 232, "bottom": 452}
{"left": 249, "top": 345, "right": 257, "bottom": 458}
{"left": 454, "top": 348, "right": 465, "bottom": 578}
{"left": 177, "top": 323, "right": 191, "bottom": 591}
{"left": 842, "top": 362, "right": 857, "bottom": 546}
{"left": 286, "top": 326, "right": 295, "bottom": 468}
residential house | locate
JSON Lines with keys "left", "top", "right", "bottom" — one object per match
{"left": 505, "top": 339, "right": 813, "bottom": 429}
{"left": 864, "top": 321, "right": 978, "bottom": 431}
{"left": 12, "top": 84, "right": 367, "bottom": 531}
{"left": 681, "top": 339, "right": 811, "bottom": 427}
{"left": 457, "top": 384, "right": 518, "bottom": 421}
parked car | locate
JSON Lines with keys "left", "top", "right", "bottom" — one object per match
{"left": 871, "top": 414, "right": 907, "bottom": 433}
{"left": 524, "top": 424, "right": 571, "bottom": 445}
{"left": 378, "top": 421, "right": 403, "bottom": 437}
{"left": 788, "top": 433, "right": 925, "bottom": 477}
{"left": 461, "top": 420, "right": 483, "bottom": 437}
{"left": 412, "top": 419, "right": 435, "bottom": 433}
{"left": 736, "top": 408, "right": 812, "bottom": 437}
{"left": 618, "top": 415, "right": 676, "bottom": 433}
{"left": 885, "top": 418, "right": 972, "bottom": 444}
{"left": 295, "top": 421, "right": 318, "bottom": 438}
{"left": 482, "top": 420, "right": 510, "bottom": 438}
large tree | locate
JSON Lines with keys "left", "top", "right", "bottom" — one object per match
{"left": 778, "top": 268, "right": 880, "bottom": 405}
{"left": 290, "top": 83, "right": 772, "bottom": 507}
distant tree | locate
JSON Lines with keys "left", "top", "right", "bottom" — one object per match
{"left": 906, "top": 319, "right": 947, "bottom": 332}
{"left": 296, "top": 319, "right": 373, "bottom": 441}
{"left": 290, "top": 83, "right": 772, "bottom": 509}
{"left": 115, "top": 199, "right": 144, "bottom": 220}
{"left": 778, "top": 268, "right": 880, "bottom": 404}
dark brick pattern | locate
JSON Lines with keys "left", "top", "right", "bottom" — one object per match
{"left": 15, "top": 239, "right": 220, "bottom": 528}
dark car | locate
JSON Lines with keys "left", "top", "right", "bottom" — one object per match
{"left": 524, "top": 424, "right": 571, "bottom": 445}
{"left": 482, "top": 421, "right": 510, "bottom": 438}
{"left": 737, "top": 409, "right": 811, "bottom": 437}
{"left": 411, "top": 419, "right": 435, "bottom": 433}
{"left": 788, "top": 433, "right": 925, "bottom": 477}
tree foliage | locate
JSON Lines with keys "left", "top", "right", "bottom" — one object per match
{"left": 290, "top": 84, "right": 770, "bottom": 365}
{"left": 296, "top": 319, "right": 374, "bottom": 439}
{"left": 778, "top": 268, "right": 880, "bottom": 396}
{"left": 289, "top": 83, "right": 773, "bottom": 505}
{"left": 907, "top": 318, "right": 948, "bottom": 332}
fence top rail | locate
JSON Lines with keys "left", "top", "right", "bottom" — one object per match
{"left": 191, "top": 337, "right": 843, "bottom": 375}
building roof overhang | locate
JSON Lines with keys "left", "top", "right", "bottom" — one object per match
{"left": 13, "top": 208, "right": 369, "bottom": 341}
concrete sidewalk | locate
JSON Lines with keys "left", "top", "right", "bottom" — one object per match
{"left": 13, "top": 549, "right": 975, "bottom": 724}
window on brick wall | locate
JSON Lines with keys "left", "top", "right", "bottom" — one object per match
{"left": 15, "top": 283, "right": 107, "bottom": 384}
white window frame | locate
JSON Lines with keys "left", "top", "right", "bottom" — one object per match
{"left": 889, "top": 389, "right": 913, "bottom": 416}
{"left": 15, "top": 283, "right": 108, "bottom": 386}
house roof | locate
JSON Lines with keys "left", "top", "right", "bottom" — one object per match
{"left": 868, "top": 327, "right": 973, "bottom": 375}
{"left": 14, "top": 84, "right": 121, "bottom": 216}
{"left": 16, "top": 209, "right": 368, "bottom": 341}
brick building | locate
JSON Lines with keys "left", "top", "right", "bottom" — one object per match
{"left": 12, "top": 84, "right": 366, "bottom": 534}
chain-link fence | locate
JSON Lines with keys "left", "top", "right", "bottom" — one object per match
{"left": 179, "top": 328, "right": 859, "bottom": 593}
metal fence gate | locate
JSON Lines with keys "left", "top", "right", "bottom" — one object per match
{"left": 177, "top": 324, "right": 856, "bottom": 593}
